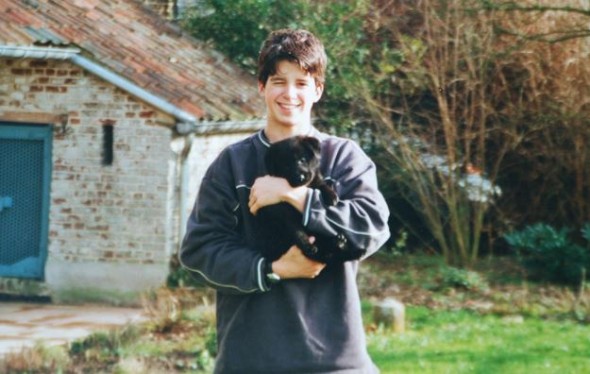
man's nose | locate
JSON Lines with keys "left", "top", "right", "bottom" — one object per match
{"left": 284, "top": 83, "right": 297, "bottom": 98}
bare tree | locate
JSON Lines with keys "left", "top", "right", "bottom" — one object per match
{"left": 346, "top": 0, "right": 510, "bottom": 266}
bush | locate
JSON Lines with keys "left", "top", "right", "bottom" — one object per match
{"left": 0, "top": 343, "right": 70, "bottom": 373}
{"left": 440, "top": 266, "right": 489, "bottom": 292}
{"left": 504, "top": 223, "right": 590, "bottom": 285}
{"left": 69, "top": 325, "right": 141, "bottom": 365}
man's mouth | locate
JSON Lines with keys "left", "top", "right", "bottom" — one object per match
{"left": 278, "top": 102, "right": 300, "bottom": 110}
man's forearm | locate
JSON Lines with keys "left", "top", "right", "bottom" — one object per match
{"left": 282, "top": 185, "right": 309, "bottom": 213}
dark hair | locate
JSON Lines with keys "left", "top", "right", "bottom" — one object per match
{"left": 257, "top": 29, "right": 327, "bottom": 87}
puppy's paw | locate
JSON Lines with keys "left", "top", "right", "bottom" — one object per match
{"left": 336, "top": 233, "right": 348, "bottom": 250}
{"left": 319, "top": 185, "right": 339, "bottom": 206}
{"left": 295, "top": 230, "right": 319, "bottom": 256}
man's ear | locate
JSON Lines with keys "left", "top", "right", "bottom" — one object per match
{"left": 314, "top": 82, "right": 324, "bottom": 103}
{"left": 258, "top": 81, "right": 266, "bottom": 95}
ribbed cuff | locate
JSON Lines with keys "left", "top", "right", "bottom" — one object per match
{"left": 256, "top": 257, "right": 271, "bottom": 292}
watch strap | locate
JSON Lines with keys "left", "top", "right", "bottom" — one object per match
{"left": 264, "top": 258, "right": 281, "bottom": 286}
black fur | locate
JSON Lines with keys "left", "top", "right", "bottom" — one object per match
{"left": 255, "top": 136, "right": 365, "bottom": 264}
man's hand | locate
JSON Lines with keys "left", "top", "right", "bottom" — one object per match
{"left": 249, "top": 176, "right": 308, "bottom": 215}
{"left": 272, "top": 242, "right": 326, "bottom": 279}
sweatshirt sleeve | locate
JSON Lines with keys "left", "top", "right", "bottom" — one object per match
{"left": 178, "top": 151, "right": 269, "bottom": 294}
{"left": 302, "top": 139, "right": 390, "bottom": 258}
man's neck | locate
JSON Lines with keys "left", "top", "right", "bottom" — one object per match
{"left": 264, "top": 123, "right": 312, "bottom": 143}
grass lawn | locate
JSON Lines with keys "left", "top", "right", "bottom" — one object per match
{"left": 369, "top": 306, "right": 590, "bottom": 374}
{"left": 3, "top": 255, "right": 590, "bottom": 373}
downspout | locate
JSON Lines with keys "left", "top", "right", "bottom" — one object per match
{"left": 169, "top": 134, "right": 193, "bottom": 259}
{"left": 179, "top": 134, "right": 193, "bottom": 244}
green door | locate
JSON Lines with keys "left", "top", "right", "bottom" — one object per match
{"left": 0, "top": 123, "right": 52, "bottom": 279}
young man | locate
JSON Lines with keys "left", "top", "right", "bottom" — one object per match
{"left": 179, "top": 29, "right": 390, "bottom": 373}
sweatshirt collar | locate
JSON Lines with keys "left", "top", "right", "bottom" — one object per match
{"left": 256, "top": 127, "right": 319, "bottom": 148}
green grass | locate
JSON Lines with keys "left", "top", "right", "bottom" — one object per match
{"left": 368, "top": 306, "right": 590, "bottom": 374}
{"left": 4, "top": 302, "right": 589, "bottom": 373}
{"left": 4, "top": 254, "right": 589, "bottom": 373}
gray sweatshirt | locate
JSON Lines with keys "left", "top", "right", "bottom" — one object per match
{"left": 179, "top": 128, "right": 390, "bottom": 373}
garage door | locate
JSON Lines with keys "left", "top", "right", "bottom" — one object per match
{"left": 0, "top": 123, "right": 52, "bottom": 279}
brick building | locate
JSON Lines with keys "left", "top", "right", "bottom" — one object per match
{"left": 0, "top": 0, "right": 264, "bottom": 304}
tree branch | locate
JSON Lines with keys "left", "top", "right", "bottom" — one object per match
{"left": 481, "top": 1, "right": 590, "bottom": 17}
{"left": 494, "top": 25, "right": 590, "bottom": 43}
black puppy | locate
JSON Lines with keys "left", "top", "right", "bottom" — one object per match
{"left": 255, "top": 135, "right": 365, "bottom": 264}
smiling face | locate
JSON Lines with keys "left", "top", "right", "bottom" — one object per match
{"left": 259, "top": 60, "right": 323, "bottom": 139}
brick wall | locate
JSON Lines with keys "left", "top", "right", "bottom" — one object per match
{"left": 0, "top": 58, "right": 173, "bottom": 267}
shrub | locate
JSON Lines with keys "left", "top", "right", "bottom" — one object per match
{"left": 69, "top": 325, "right": 141, "bottom": 365}
{"left": 0, "top": 343, "right": 70, "bottom": 373}
{"left": 504, "top": 223, "right": 590, "bottom": 285}
{"left": 440, "top": 266, "right": 489, "bottom": 292}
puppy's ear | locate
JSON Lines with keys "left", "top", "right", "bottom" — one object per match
{"left": 301, "top": 137, "right": 320, "bottom": 158}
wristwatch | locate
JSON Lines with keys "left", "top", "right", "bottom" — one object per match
{"left": 264, "top": 259, "right": 281, "bottom": 285}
